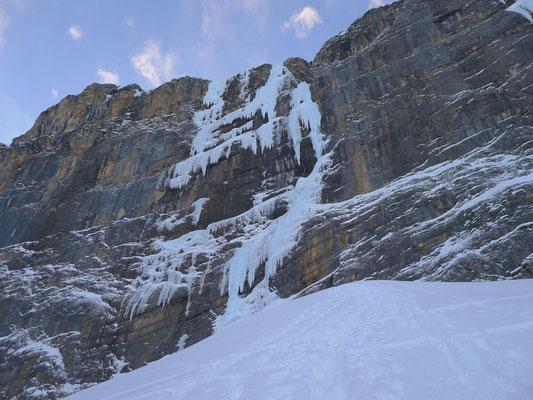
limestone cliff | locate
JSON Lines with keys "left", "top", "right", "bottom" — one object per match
{"left": 1, "top": 0, "right": 532, "bottom": 398}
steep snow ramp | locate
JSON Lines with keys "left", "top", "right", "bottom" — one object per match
{"left": 68, "top": 280, "right": 533, "bottom": 400}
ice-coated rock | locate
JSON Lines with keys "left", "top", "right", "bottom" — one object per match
{"left": 0, "top": 0, "right": 532, "bottom": 398}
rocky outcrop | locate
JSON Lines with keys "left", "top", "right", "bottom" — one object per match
{"left": 13, "top": 77, "right": 209, "bottom": 145}
{"left": 1, "top": 0, "right": 532, "bottom": 398}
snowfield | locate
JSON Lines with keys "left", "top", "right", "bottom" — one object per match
{"left": 68, "top": 280, "right": 533, "bottom": 400}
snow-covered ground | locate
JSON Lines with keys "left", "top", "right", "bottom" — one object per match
{"left": 68, "top": 280, "right": 533, "bottom": 400}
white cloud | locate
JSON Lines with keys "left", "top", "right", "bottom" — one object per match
{"left": 68, "top": 25, "right": 82, "bottom": 40}
{"left": 51, "top": 89, "right": 58, "bottom": 99}
{"left": 201, "top": 0, "right": 269, "bottom": 39}
{"left": 368, "top": 0, "right": 385, "bottom": 9}
{"left": 97, "top": 68, "right": 119, "bottom": 85}
{"left": 131, "top": 40, "right": 174, "bottom": 87}
{"left": 124, "top": 17, "right": 135, "bottom": 29}
{"left": 281, "top": 6, "right": 322, "bottom": 38}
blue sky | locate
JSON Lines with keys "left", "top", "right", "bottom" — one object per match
{"left": 0, "top": 0, "right": 390, "bottom": 145}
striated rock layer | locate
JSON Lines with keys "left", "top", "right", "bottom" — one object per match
{"left": 1, "top": 0, "right": 532, "bottom": 398}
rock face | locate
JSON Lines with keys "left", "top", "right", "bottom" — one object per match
{"left": 1, "top": 0, "right": 532, "bottom": 398}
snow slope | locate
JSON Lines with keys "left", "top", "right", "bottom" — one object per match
{"left": 68, "top": 280, "right": 533, "bottom": 400}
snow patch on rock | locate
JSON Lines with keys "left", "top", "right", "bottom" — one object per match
{"left": 503, "top": 0, "right": 533, "bottom": 22}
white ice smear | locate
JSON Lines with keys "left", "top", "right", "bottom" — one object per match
{"left": 288, "top": 81, "right": 324, "bottom": 163}
{"left": 215, "top": 151, "right": 328, "bottom": 330}
{"left": 128, "top": 64, "right": 326, "bottom": 326}
{"left": 124, "top": 231, "right": 224, "bottom": 320}
{"left": 190, "top": 198, "right": 209, "bottom": 226}
{"left": 156, "top": 213, "right": 185, "bottom": 232}
{"left": 213, "top": 73, "right": 326, "bottom": 330}
{"left": 177, "top": 334, "right": 189, "bottom": 351}
{"left": 69, "top": 280, "right": 533, "bottom": 400}
{"left": 167, "top": 64, "right": 324, "bottom": 190}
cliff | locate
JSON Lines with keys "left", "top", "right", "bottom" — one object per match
{"left": 1, "top": 0, "right": 532, "bottom": 398}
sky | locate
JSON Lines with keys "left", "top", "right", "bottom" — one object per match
{"left": 0, "top": 0, "right": 392, "bottom": 145}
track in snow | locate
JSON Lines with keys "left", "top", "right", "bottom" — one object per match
{"left": 68, "top": 280, "right": 533, "bottom": 400}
